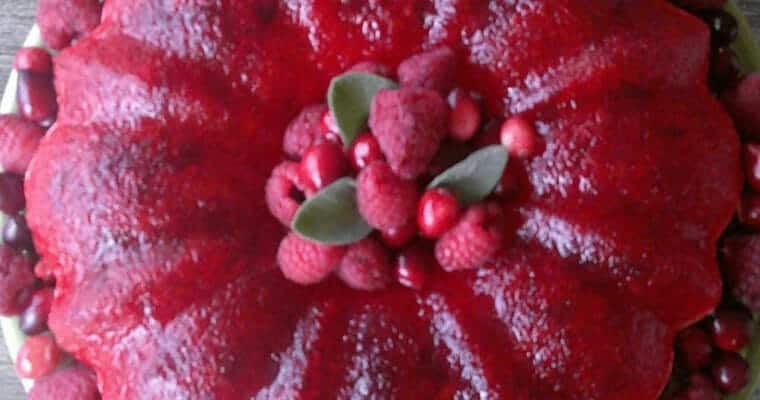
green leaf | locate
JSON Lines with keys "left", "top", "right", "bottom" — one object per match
{"left": 327, "top": 72, "right": 398, "bottom": 146}
{"left": 428, "top": 145, "right": 508, "bottom": 206}
{"left": 292, "top": 177, "right": 373, "bottom": 245}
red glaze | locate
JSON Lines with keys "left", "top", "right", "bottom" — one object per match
{"left": 348, "top": 133, "right": 383, "bottom": 171}
{"left": 299, "top": 142, "right": 348, "bottom": 190}
{"left": 25, "top": 1, "right": 741, "bottom": 399}
{"left": 417, "top": 188, "right": 461, "bottom": 239}
{"left": 15, "top": 334, "right": 62, "bottom": 380}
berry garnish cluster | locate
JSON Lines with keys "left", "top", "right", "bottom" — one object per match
{"left": 266, "top": 46, "right": 542, "bottom": 291}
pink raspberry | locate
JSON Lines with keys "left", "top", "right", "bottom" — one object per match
{"left": 337, "top": 238, "right": 392, "bottom": 291}
{"left": 37, "top": 0, "right": 102, "bottom": 50}
{"left": 357, "top": 161, "right": 418, "bottom": 231}
{"left": 277, "top": 233, "right": 345, "bottom": 285}
{"left": 0, "top": 245, "right": 37, "bottom": 316}
{"left": 350, "top": 61, "right": 393, "bottom": 78}
{"left": 397, "top": 47, "right": 457, "bottom": 93}
{"left": 29, "top": 365, "right": 99, "bottom": 400}
{"left": 265, "top": 161, "right": 315, "bottom": 227}
{"left": 0, "top": 115, "right": 45, "bottom": 174}
{"left": 721, "top": 234, "right": 760, "bottom": 312}
{"left": 435, "top": 202, "right": 505, "bottom": 272}
{"left": 283, "top": 104, "right": 334, "bottom": 159}
{"left": 368, "top": 88, "right": 448, "bottom": 179}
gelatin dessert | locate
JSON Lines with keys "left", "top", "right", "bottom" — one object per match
{"left": 2, "top": 0, "right": 760, "bottom": 399}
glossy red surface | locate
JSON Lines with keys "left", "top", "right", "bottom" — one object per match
{"left": 25, "top": 1, "right": 741, "bottom": 398}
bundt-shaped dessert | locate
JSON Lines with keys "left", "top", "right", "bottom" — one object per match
{"left": 22, "top": 0, "right": 744, "bottom": 398}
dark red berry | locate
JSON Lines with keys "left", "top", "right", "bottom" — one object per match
{"left": 673, "top": 373, "right": 722, "bottom": 400}
{"left": 500, "top": 116, "right": 540, "bottom": 158}
{"left": 381, "top": 221, "right": 417, "bottom": 248}
{"left": 0, "top": 172, "right": 25, "bottom": 215}
{"left": 349, "top": 133, "right": 384, "bottom": 171}
{"left": 300, "top": 142, "right": 349, "bottom": 190}
{"left": 711, "top": 352, "right": 750, "bottom": 394}
{"left": 744, "top": 144, "right": 760, "bottom": 192}
{"left": 277, "top": 233, "right": 345, "bottom": 285}
{"left": 19, "top": 287, "right": 54, "bottom": 336}
{"left": 447, "top": 89, "right": 482, "bottom": 142}
{"left": 494, "top": 163, "right": 520, "bottom": 199}
{"left": 397, "top": 47, "right": 456, "bottom": 93}
{"left": 709, "top": 309, "right": 753, "bottom": 352}
{"left": 418, "top": 188, "right": 461, "bottom": 239}
{"left": 3, "top": 214, "right": 34, "bottom": 252}
{"left": 0, "top": 244, "right": 36, "bottom": 316}
{"left": 676, "top": 326, "right": 714, "bottom": 371}
{"left": 722, "top": 234, "right": 760, "bottom": 312}
{"left": 723, "top": 73, "right": 760, "bottom": 141}
{"left": 16, "top": 334, "right": 62, "bottom": 379}
{"left": 701, "top": 9, "right": 738, "bottom": 47}
{"left": 14, "top": 48, "right": 53, "bottom": 75}
{"left": 395, "top": 244, "right": 432, "bottom": 290}
{"left": 17, "top": 70, "right": 58, "bottom": 127}
{"left": 739, "top": 192, "right": 760, "bottom": 230}
{"left": 337, "top": 238, "right": 392, "bottom": 291}
{"left": 710, "top": 47, "right": 740, "bottom": 90}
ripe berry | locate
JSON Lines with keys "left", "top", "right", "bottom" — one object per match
{"left": 0, "top": 172, "right": 26, "bottom": 215}
{"left": 277, "top": 233, "right": 345, "bottom": 285}
{"left": 721, "top": 234, "right": 760, "bottom": 312}
{"left": 282, "top": 104, "right": 331, "bottom": 159}
{"left": 418, "top": 188, "right": 460, "bottom": 239}
{"left": 395, "top": 244, "right": 432, "bottom": 290}
{"left": 744, "top": 144, "right": 760, "bottom": 192}
{"left": 265, "top": 161, "right": 315, "bottom": 227}
{"left": 447, "top": 89, "right": 482, "bottom": 142}
{"left": 500, "top": 116, "right": 540, "bottom": 158}
{"left": 739, "top": 193, "right": 760, "bottom": 230}
{"left": 711, "top": 352, "right": 749, "bottom": 394}
{"left": 300, "top": 142, "right": 348, "bottom": 190}
{"left": 15, "top": 334, "right": 62, "bottom": 379}
{"left": 14, "top": 48, "right": 53, "bottom": 75}
{"left": 397, "top": 46, "right": 456, "bottom": 93}
{"left": 19, "top": 287, "right": 54, "bottom": 336}
{"left": 381, "top": 221, "right": 417, "bottom": 248}
{"left": 36, "top": 0, "right": 102, "bottom": 50}
{"left": 435, "top": 202, "right": 505, "bottom": 271}
{"left": 349, "top": 133, "right": 384, "bottom": 170}
{"left": 337, "top": 238, "right": 392, "bottom": 291}
{"left": 17, "top": 70, "right": 58, "bottom": 127}
{"left": 357, "top": 161, "right": 418, "bottom": 231}
{"left": 701, "top": 9, "right": 738, "bottom": 47}
{"left": 710, "top": 47, "right": 741, "bottom": 91}
{"left": 676, "top": 326, "right": 714, "bottom": 371}
{"left": 3, "top": 214, "right": 34, "bottom": 252}
{"left": 709, "top": 309, "right": 753, "bottom": 352}
{"left": 0, "top": 114, "right": 45, "bottom": 174}
{"left": 0, "top": 244, "right": 36, "bottom": 316}
{"left": 672, "top": 373, "right": 722, "bottom": 400}
{"left": 722, "top": 73, "right": 760, "bottom": 141}
{"left": 29, "top": 365, "right": 99, "bottom": 400}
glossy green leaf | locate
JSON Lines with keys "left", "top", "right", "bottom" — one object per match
{"left": 428, "top": 145, "right": 508, "bottom": 206}
{"left": 327, "top": 72, "right": 398, "bottom": 146}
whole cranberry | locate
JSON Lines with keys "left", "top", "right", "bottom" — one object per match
{"left": 0, "top": 172, "right": 26, "bottom": 215}
{"left": 300, "top": 142, "right": 348, "bottom": 190}
{"left": 739, "top": 193, "right": 760, "bottom": 230}
{"left": 701, "top": 9, "right": 738, "bottom": 47}
{"left": 711, "top": 352, "right": 750, "bottom": 394}
{"left": 500, "top": 116, "right": 540, "bottom": 158}
{"left": 395, "top": 244, "right": 433, "bottom": 290}
{"left": 381, "top": 221, "right": 417, "bottom": 248}
{"left": 417, "top": 188, "right": 461, "bottom": 239}
{"left": 447, "top": 89, "right": 482, "bottom": 142}
{"left": 676, "top": 326, "right": 713, "bottom": 371}
{"left": 745, "top": 144, "right": 760, "bottom": 192}
{"left": 3, "top": 214, "right": 34, "bottom": 252}
{"left": 709, "top": 309, "right": 753, "bottom": 352}
{"left": 15, "top": 334, "right": 62, "bottom": 379}
{"left": 672, "top": 373, "right": 722, "bottom": 400}
{"left": 19, "top": 287, "right": 54, "bottom": 336}
{"left": 13, "top": 48, "right": 53, "bottom": 75}
{"left": 17, "top": 70, "right": 57, "bottom": 128}
{"left": 349, "top": 133, "right": 384, "bottom": 170}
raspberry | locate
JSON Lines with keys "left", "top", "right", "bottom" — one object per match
{"left": 282, "top": 104, "right": 331, "bottom": 159}
{"left": 357, "top": 161, "right": 418, "bottom": 231}
{"left": 0, "top": 244, "right": 37, "bottom": 316}
{"left": 350, "top": 61, "right": 392, "bottom": 78}
{"left": 337, "top": 238, "right": 392, "bottom": 291}
{"left": 435, "top": 202, "right": 505, "bottom": 271}
{"left": 29, "top": 365, "right": 100, "bottom": 400}
{"left": 721, "top": 234, "right": 760, "bottom": 312}
{"left": 36, "top": 0, "right": 102, "bottom": 50}
{"left": 16, "top": 334, "right": 62, "bottom": 379}
{"left": 397, "top": 47, "right": 456, "bottom": 93}
{"left": 722, "top": 73, "right": 760, "bottom": 141}
{"left": 14, "top": 48, "right": 53, "bottom": 75}
{"left": 368, "top": 88, "right": 448, "bottom": 179}
{"left": 277, "top": 233, "right": 345, "bottom": 285}
{"left": 265, "top": 161, "right": 315, "bottom": 227}
{"left": 0, "top": 115, "right": 45, "bottom": 174}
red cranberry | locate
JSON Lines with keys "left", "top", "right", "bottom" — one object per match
{"left": 0, "top": 172, "right": 26, "bottom": 215}
{"left": 3, "top": 214, "right": 34, "bottom": 252}
{"left": 17, "top": 70, "right": 58, "bottom": 128}
{"left": 15, "top": 334, "right": 62, "bottom": 379}
{"left": 13, "top": 48, "right": 53, "bottom": 75}
{"left": 349, "top": 133, "right": 384, "bottom": 170}
{"left": 447, "top": 89, "right": 482, "bottom": 142}
{"left": 500, "top": 116, "right": 540, "bottom": 158}
{"left": 19, "top": 288, "right": 54, "bottom": 336}
{"left": 711, "top": 352, "right": 750, "bottom": 394}
{"left": 710, "top": 47, "right": 740, "bottom": 90}
{"left": 673, "top": 373, "right": 722, "bottom": 400}
{"left": 300, "top": 142, "right": 348, "bottom": 190}
{"left": 709, "top": 309, "right": 753, "bottom": 352}
{"left": 701, "top": 9, "right": 738, "bottom": 47}
{"left": 739, "top": 192, "right": 760, "bottom": 230}
{"left": 676, "top": 326, "right": 713, "bottom": 371}
{"left": 381, "top": 221, "right": 417, "bottom": 248}
{"left": 418, "top": 188, "right": 461, "bottom": 239}
{"left": 744, "top": 144, "right": 760, "bottom": 192}
{"left": 395, "top": 244, "right": 432, "bottom": 290}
